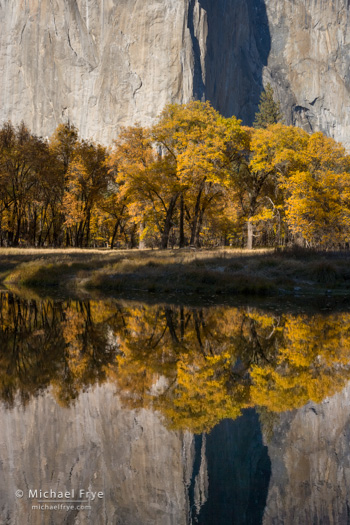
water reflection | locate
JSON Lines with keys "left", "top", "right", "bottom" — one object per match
{"left": 1, "top": 293, "right": 350, "bottom": 432}
{"left": 0, "top": 294, "right": 118, "bottom": 407}
{"left": 189, "top": 414, "right": 271, "bottom": 525}
{"left": 1, "top": 292, "right": 350, "bottom": 524}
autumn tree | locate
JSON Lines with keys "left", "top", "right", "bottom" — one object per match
{"left": 49, "top": 122, "right": 79, "bottom": 173}
{"left": 110, "top": 125, "right": 182, "bottom": 249}
{"left": 63, "top": 141, "right": 110, "bottom": 247}
{"left": 230, "top": 123, "right": 350, "bottom": 249}
{"left": 1, "top": 107, "right": 350, "bottom": 250}
{"left": 245, "top": 125, "right": 350, "bottom": 248}
{"left": 152, "top": 101, "right": 247, "bottom": 247}
{"left": 238, "top": 124, "right": 310, "bottom": 248}
{"left": 282, "top": 132, "right": 350, "bottom": 247}
{"left": 0, "top": 122, "right": 54, "bottom": 246}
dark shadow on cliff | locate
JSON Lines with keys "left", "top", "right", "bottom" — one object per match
{"left": 190, "top": 411, "right": 271, "bottom": 524}
{"left": 192, "top": 0, "right": 271, "bottom": 125}
{"left": 188, "top": 0, "right": 206, "bottom": 101}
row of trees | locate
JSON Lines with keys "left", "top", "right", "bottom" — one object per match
{"left": 1, "top": 98, "right": 349, "bottom": 249}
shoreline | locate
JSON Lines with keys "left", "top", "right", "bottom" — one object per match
{"left": 1, "top": 247, "right": 350, "bottom": 301}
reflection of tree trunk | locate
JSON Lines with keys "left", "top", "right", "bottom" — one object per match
{"left": 247, "top": 317, "right": 271, "bottom": 365}
{"left": 180, "top": 307, "right": 185, "bottom": 340}
{"left": 165, "top": 308, "right": 179, "bottom": 343}
{"left": 194, "top": 311, "right": 203, "bottom": 350}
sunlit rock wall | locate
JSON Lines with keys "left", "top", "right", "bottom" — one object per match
{"left": 1, "top": 0, "right": 350, "bottom": 146}
{"left": 0, "top": 0, "right": 194, "bottom": 144}
{"left": 0, "top": 0, "right": 272, "bottom": 143}
{"left": 265, "top": 0, "right": 350, "bottom": 147}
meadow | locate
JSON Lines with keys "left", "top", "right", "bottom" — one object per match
{"left": 1, "top": 247, "right": 350, "bottom": 299}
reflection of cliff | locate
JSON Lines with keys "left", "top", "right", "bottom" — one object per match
{"left": 192, "top": 413, "right": 271, "bottom": 525}
{"left": 263, "top": 382, "right": 350, "bottom": 525}
{"left": 2, "top": 316, "right": 350, "bottom": 525}
{"left": 0, "top": 380, "right": 272, "bottom": 525}
{"left": 0, "top": 384, "right": 192, "bottom": 525}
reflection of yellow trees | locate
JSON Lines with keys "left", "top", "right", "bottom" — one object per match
{"left": 250, "top": 314, "right": 350, "bottom": 412}
{"left": 112, "top": 306, "right": 277, "bottom": 431}
{"left": 110, "top": 306, "right": 350, "bottom": 432}
{"left": 2, "top": 293, "right": 350, "bottom": 434}
{"left": 0, "top": 294, "right": 118, "bottom": 407}
{"left": 52, "top": 301, "right": 119, "bottom": 407}
{"left": 160, "top": 353, "right": 249, "bottom": 434}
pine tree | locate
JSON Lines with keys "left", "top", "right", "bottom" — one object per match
{"left": 253, "top": 84, "right": 282, "bottom": 128}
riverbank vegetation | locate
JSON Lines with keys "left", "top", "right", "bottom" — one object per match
{"left": 2, "top": 247, "right": 350, "bottom": 297}
{"left": 1, "top": 99, "right": 350, "bottom": 250}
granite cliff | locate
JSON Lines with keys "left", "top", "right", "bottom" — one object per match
{"left": 1, "top": 0, "right": 350, "bottom": 146}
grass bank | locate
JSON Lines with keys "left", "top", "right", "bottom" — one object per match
{"left": 1, "top": 247, "right": 350, "bottom": 299}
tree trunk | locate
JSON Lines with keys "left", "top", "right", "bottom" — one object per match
{"left": 32, "top": 209, "right": 37, "bottom": 246}
{"left": 139, "top": 221, "right": 146, "bottom": 249}
{"left": 111, "top": 219, "right": 120, "bottom": 249}
{"left": 14, "top": 216, "right": 21, "bottom": 246}
{"left": 161, "top": 194, "right": 179, "bottom": 250}
{"left": 195, "top": 206, "right": 205, "bottom": 247}
{"left": 247, "top": 220, "right": 254, "bottom": 250}
{"left": 190, "top": 184, "right": 204, "bottom": 245}
{"left": 179, "top": 193, "right": 185, "bottom": 248}
{"left": 110, "top": 205, "right": 125, "bottom": 249}
{"left": 85, "top": 210, "right": 91, "bottom": 248}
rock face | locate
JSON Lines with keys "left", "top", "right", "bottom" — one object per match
{"left": 2, "top": 378, "right": 350, "bottom": 524}
{"left": 0, "top": 0, "right": 194, "bottom": 144}
{"left": 0, "top": 384, "right": 193, "bottom": 525}
{"left": 1, "top": 0, "right": 350, "bottom": 144}
{"left": 263, "top": 383, "right": 350, "bottom": 525}
{"left": 265, "top": 0, "right": 350, "bottom": 148}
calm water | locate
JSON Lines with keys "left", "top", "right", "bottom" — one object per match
{"left": 0, "top": 292, "right": 350, "bottom": 524}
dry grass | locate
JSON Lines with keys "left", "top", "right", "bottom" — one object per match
{"left": 1, "top": 246, "right": 350, "bottom": 298}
